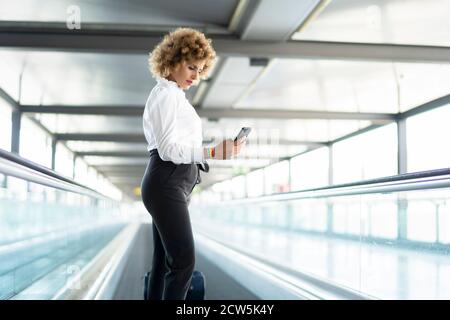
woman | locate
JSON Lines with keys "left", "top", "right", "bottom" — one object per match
{"left": 141, "top": 27, "right": 246, "bottom": 300}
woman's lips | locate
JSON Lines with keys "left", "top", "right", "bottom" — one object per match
{"left": 186, "top": 80, "right": 193, "bottom": 85}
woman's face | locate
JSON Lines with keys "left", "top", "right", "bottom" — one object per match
{"left": 167, "top": 60, "right": 206, "bottom": 90}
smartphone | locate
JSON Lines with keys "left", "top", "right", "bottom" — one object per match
{"left": 234, "top": 127, "right": 252, "bottom": 142}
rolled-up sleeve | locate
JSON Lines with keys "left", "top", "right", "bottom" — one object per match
{"left": 144, "top": 88, "right": 204, "bottom": 164}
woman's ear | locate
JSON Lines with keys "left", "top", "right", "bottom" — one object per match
{"left": 166, "top": 65, "right": 176, "bottom": 79}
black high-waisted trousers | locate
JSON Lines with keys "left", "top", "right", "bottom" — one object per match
{"left": 140, "top": 149, "right": 199, "bottom": 300}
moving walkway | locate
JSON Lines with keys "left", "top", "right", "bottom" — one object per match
{"left": 1, "top": 149, "right": 449, "bottom": 299}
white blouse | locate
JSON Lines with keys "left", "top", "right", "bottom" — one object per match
{"left": 143, "top": 77, "right": 204, "bottom": 165}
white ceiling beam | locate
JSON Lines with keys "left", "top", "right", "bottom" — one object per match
{"left": 22, "top": 105, "right": 396, "bottom": 121}
{"left": 2, "top": 23, "right": 449, "bottom": 62}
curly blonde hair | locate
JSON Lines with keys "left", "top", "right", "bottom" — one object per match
{"left": 149, "top": 27, "right": 217, "bottom": 80}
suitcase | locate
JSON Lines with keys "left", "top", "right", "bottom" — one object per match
{"left": 143, "top": 270, "right": 205, "bottom": 300}
{"left": 186, "top": 270, "right": 205, "bottom": 300}
{"left": 143, "top": 271, "right": 151, "bottom": 300}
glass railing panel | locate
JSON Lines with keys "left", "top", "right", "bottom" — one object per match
{"left": 0, "top": 175, "right": 128, "bottom": 300}
{"left": 190, "top": 185, "right": 450, "bottom": 299}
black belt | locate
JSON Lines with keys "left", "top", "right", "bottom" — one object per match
{"left": 149, "top": 149, "right": 209, "bottom": 173}
{"left": 198, "top": 162, "right": 209, "bottom": 173}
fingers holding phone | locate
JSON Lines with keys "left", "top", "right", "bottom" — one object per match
{"left": 233, "top": 137, "right": 247, "bottom": 156}
{"left": 214, "top": 138, "right": 246, "bottom": 160}
{"left": 210, "top": 127, "right": 251, "bottom": 160}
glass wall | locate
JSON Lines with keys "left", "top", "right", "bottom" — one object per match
{"left": 190, "top": 185, "right": 450, "bottom": 299}
{"left": 333, "top": 123, "right": 398, "bottom": 184}
{"left": 0, "top": 50, "right": 22, "bottom": 102}
{"left": 86, "top": 167, "right": 99, "bottom": 190}
{"left": 246, "top": 168, "right": 264, "bottom": 198}
{"left": 201, "top": 124, "right": 401, "bottom": 203}
{"left": 407, "top": 103, "right": 450, "bottom": 172}
{"left": 0, "top": 100, "right": 12, "bottom": 152}
{"left": 55, "top": 142, "right": 74, "bottom": 178}
{"left": 74, "top": 157, "right": 89, "bottom": 186}
{"left": 0, "top": 174, "right": 127, "bottom": 299}
{"left": 19, "top": 117, "right": 52, "bottom": 168}
{"left": 290, "top": 147, "right": 329, "bottom": 191}
{"left": 211, "top": 180, "right": 233, "bottom": 201}
{"left": 97, "top": 174, "right": 122, "bottom": 201}
{"left": 199, "top": 110, "right": 450, "bottom": 202}
{"left": 264, "top": 160, "right": 289, "bottom": 194}
{"left": 231, "top": 175, "right": 246, "bottom": 199}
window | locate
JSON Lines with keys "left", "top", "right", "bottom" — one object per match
{"left": 264, "top": 161, "right": 289, "bottom": 194}
{"left": 407, "top": 201, "right": 437, "bottom": 243}
{"left": 74, "top": 157, "right": 89, "bottom": 185}
{"left": 368, "top": 202, "right": 398, "bottom": 239}
{"left": 407, "top": 103, "right": 450, "bottom": 172}
{"left": 0, "top": 100, "right": 12, "bottom": 151}
{"left": 333, "top": 124, "right": 397, "bottom": 184}
{"left": 291, "top": 147, "right": 329, "bottom": 191}
{"left": 55, "top": 143, "right": 74, "bottom": 178}
{"left": 19, "top": 117, "right": 52, "bottom": 168}
{"left": 211, "top": 180, "right": 233, "bottom": 201}
{"left": 231, "top": 175, "right": 246, "bottom": 199}
{"left": 246, "top": 169, "right": 264, "bottom": 198}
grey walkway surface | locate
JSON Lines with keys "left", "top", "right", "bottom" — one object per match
{"left": 113, "top": 223, "right": 259, "bottom": 300}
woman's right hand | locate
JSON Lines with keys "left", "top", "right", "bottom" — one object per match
{"left": 211, "top": 138, "right": 246, "bottom": 160}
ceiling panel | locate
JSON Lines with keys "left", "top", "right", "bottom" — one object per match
{"left": 34, "top": 114, "right": 144, "bottom": 134}
{"left": 0, "top": 50, "right": 151, "bottom": 105}
{"left": 0, "top": 49, "right": 202, "bottom": 106}
{"left": 216, "top": 58, "right": 265, "bottom": 85}
{"left": 202, "top": 117, "right": 372, "bottom": 142}
{"left": 203, "top": 57, "right": 264, "bottom": 108}
{"left": 292, "top": 0, "right": 450, "bottom": 47}
{"left": 83, "top": 156, "right": 148, "bottom": 166}
{"left": 235, "top": 58, "right": 450, "bottom": 113}
{"left": 0, "top": 0, "right": 238, "bottom": 27}
{"left": 66, "top": 141, "right": 147, "bottom": 152}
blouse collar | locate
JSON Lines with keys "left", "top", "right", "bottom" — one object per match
{"left": 156, "top": 77, "right": 185, "bottom": 96}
